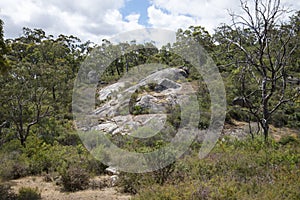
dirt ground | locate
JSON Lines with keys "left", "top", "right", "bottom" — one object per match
{"left": 223, "top": 120, "right": 299, "bottom": 141}
{"left": 9, "top": 176, "right": 131, "bottom": 200}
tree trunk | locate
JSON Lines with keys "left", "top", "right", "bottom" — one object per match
{"left": 262, "top": 77, "right": 270, "bottom": 141}
{"left": 19, "top": 133, "right": 26, "bottom": 147}
{"left": 52, "top": 85, "right": 56, "bottom": 101}
{"left": 262, "top": 122, "right": 269, "bottom": 142}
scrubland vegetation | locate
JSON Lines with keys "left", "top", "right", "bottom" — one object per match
{"left": 0, "top": 0, "right": 299, "bottom": 199}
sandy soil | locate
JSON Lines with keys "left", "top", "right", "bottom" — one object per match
{"left": 9, "top": 176, "right": 131, "bottom": 200}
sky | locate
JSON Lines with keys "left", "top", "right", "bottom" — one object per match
{"left": 0, "top": 0, "right": 299, "bottom": 44}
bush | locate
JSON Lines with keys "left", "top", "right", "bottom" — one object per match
{"left": 57, "top": 133, "right": 81, "bottom": 146}
{"left": 134, "top": 182, "right": 195, "bottom": 200}
{"left": 118, "top": 172, "right": 142, "bottom": 194}
{"left": 227, "top": 107, "right": 250, "bottom": 122}
{"left": 17, "top": 187, "right": 41, "bottom": 200}
{"left": 24, "top": 136, "right": 98, "bottom": 176}
{"left": 278, "top": 135, "right": 298, "bottom": 146}
{"left": 61, "top": 165, "right": 90, "bottom": 192}
{"left": 131, "top": 136, "right": 300, "bottom": 199}
{"left": 0, "top": 140, "right": 29, "bottom": 180}
{"left": 118, "top": 164, "right": 176, "bottom": 195}
{"left": 85, "top": 158, "right": 107, "bottom": 176}
{"left": 0, "top": 152, "right": 29, "bottom": 180}
{"left": 271, "top": 111, "right": 288, "bottom": 127}
{"left": 0, "top": 184, "right": 17, "bottom": 200}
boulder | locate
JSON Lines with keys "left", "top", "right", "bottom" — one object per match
{"left": 109, "top": 175, "right": 119, "bottom": 187}
{"left": 155, "top": 78, "right": 181, "bottom": 92}
{"left": 98, "top": 82, "right": 125, "bottom": 101}
{"left": 105, "top": 166, "right": 119, "bottom": 175}
{"left": 135, "top": 94, "right": 167, "bottom": 113}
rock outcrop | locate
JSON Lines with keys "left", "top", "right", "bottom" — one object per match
{"left": 80, "top": 67, "right": 196, "bottom": 137}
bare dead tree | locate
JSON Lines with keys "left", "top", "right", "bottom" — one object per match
{"left": 225, "top": 0, "right": 299, "bottom": 141}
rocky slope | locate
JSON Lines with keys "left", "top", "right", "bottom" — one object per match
{"left": 81, "top": 67, "right": 196, "bottom": 138}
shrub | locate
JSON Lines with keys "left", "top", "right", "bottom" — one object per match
{"left": 24, "top": 136, "right": 99, "bottom": 176}
{"left": 227, "top": 107, "right": 250, "bottom": 122}
{"left": 17, "top": 187, "right": 41, "bottom": 200}
{"left": 0, "top": 152, "right": 29, "bottom": 180}
{"left": 278, "top": 135, "right": 298, "bottom": 146}
{"left": 271, "top": 111, "right": 288, "bottom": 127}
{"left": 134, "top": 182, "right": 195, "bottom": 200}
{"left": 0, "top": 184, "right": 17, "bottom": 200}
{"left": 118, "top": 164, "right": 176, "bottom": 195}
{"left": 147, "top": 82, "right": 157, "bottom": 91}
{"left": 57, "top": 133, "right": 81, "bottom": 146}
{"left": 166, "top": 104, "right": 181, "bottom": 129}
{"left": 118, "top": 172, "right": 142, "bottom": 194}
{"left": 85, "top": 158, "right": 107, "bottom": 176}
{"left": 61, "top": 165, "right": 90, "bottom": 192}
{"left": 0, "top": 140, "right": 29, "bottom": 180}
{"left": 152, "top": 163, "right": 175, "bottom": 185}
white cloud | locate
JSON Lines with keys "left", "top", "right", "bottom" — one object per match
{"left": 148, "top": 5, "right": 197, "bottom": 30}
{"left": 111, "top": 28, "right": 176, "bottom": 48}
{"left": 148, "top": 0, "right": 300, "bottom": 33}
{"left": 147, "top": 0, "right": 241, "bottom": 32}
{"left": 0, "top": 0, "right": 144, "bottom": 43}
{"left": 104, "top": 10, "right": 144, "bottom": 33}
{"left": 0, "top": 0, "right": 299, "bottom": 43}
{"left": 125, "top": 13, "right": 140, "bottom": 23}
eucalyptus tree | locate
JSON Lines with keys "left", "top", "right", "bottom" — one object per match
{"left": 0, "top": 28, "right": 88, "bottom": 146}
{"left": 0, "top": 19, "right": 8, "bottom": 74}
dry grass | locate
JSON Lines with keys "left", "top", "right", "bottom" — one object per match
{"left": 9, "top": 176, "right": 131, "bottom": 200}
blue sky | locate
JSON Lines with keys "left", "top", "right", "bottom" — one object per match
{"left": 0, "top": 0, "right": 299, "bottom": 44}
{"left": 120, "top": 0, "right": 150, "bottom": 26}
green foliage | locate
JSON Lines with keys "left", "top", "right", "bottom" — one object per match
{"left": 0, "top": 19, "right": 9, "bottom": 74}
{"left": 131, "top": 136, "right": 300, "bottom": 199}
{"left": 0, "top": 28, "right": 86, "bottom": 146}
{"left": 227, "top": 107, "right": 250, "bottom": 122}
{"left": 23, "top": 135, "right": 103, "bottom": 175}
{"left": 118, "top": 149, "right": 176, "bottom": 194}
{"left": 90, "top": 40, "right": 158, "bottom": 84}
{"left": 0, "top": 146, "right": 29, "bottom": 180}
{"left": 118, "top": 173, "right": 142, "bottom": 194}
{"left": 0, "top": 133, "right": 106, "bottom": 181}
{"left": 132, "top": 105, "right": 146, "bottom": 115}
{"left": 17, "top": 187, "right": 41, "bottom": 200}
{"left": 278, "top": 135, "right": 299, "bottom": 146}
{"left": 166, "top": 104, "right": 181, "bottom": 129}
{"left": 134, "top": 183, "right": 193, "bottom": 200}
{"left": 0, "top": 6, "right": 300, "bottom": 199}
